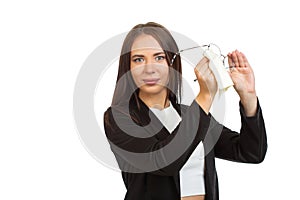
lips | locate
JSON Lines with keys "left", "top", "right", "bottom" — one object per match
{"left": 142, "top": 78, "right": 160, "bottom": 85}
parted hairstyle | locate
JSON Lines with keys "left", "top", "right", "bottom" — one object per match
{"left": 112, "top": 22, "right": 183, "bottom": 109}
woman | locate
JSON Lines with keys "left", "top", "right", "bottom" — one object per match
{"left": 104, "top": 22, "right": 267, "bottom": 200}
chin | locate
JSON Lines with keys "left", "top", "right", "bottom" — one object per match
{"left": 139, "top": 84, "right": 166, "bottom": 95}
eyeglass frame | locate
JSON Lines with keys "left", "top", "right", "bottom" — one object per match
{"left": 170, "top": 43, "right": 228, "bottom": 68}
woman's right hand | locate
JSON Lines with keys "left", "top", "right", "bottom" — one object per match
{"left": 194, "top": 57, "right": 217, "bottom": 114}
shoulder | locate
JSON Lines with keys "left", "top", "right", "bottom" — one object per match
{"left": 103, "top": 107, "right": 113, "bottom": 120}
{"left": 103, "top": 107, "right": 113, "bottom": 128}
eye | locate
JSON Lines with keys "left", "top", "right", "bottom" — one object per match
{"left": 155, "top": 55, "right": 165, "bottom": 61}
{"left": 133, "top": 57, "right": 144, "bottom": 63}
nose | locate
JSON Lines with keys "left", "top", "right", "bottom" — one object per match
{"left": 143, "top": 63, "right": 155, "bottom": 74}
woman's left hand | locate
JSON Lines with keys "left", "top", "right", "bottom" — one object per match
{"left": 228, "top": 50, "right": 257, "bottom": 116}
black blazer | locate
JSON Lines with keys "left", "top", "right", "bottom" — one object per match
{"left": 104, "top": 96, "right": 267, "bottom": 200}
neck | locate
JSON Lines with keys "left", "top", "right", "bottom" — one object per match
{"left": 138, "top": 90, "right": 170, "bottom": 110}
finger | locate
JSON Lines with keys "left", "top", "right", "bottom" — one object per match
{"left": 236, "top": 50, "right": 245, "bottom": 68}
{"left": 194, "top": 62, "right": 210, "bottom": 81}
{"left": 197, "top": 56, "right": 209, "bottom": 67}
{"left": 227, "top": 53, "right": 235, "bottom": 68}
{"left": 231, "top": 51, "right": 240, "bottom": 68}
{"left": 229, "top": 65, "right": 237, "bottom": 73}
{"left": 195, "top": 59, "right": 209, "bottom": 74}
{"left": 208, "top": 68, "right": 217, "bottom": 82}
{"left": 194, "top": 66, "right": 205, "bottom": 81}
{"left": 203, "top": 62, "right": 212, "bottom": 76}
{"left": 194, "top": 67, "right": 201, "bottom": 79}
{"left": 240, "top": 52, "right": 250, "bottom": 68}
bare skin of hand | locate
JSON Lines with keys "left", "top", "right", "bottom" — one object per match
{"left": 227, "top": 50, "right": 257, "bottom": 116}
{"left": 194, "top": 57, "right": 218, "bottom": 114}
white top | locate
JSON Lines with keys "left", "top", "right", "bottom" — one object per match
{"left": 150, "top": 103, "right": 206, "bottom": 197}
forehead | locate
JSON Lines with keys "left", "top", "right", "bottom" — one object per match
{"left": 131, "top": 34, "right": 163, "bottom": 52}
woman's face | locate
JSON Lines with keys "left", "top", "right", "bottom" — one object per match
{"left": 130, "top": 34, "right": 169, "bottom": 97}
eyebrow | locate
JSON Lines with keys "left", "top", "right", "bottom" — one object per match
{"left": 131, "top": 51, "right": 165, "bottom": 58}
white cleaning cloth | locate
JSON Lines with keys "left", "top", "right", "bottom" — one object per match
{"left": 199, "top": 49, "right": 234, "bottom": 92}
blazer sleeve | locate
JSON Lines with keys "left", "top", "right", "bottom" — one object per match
{"left": 104, "top": 100, "right": 211, "bottom": 176}
{"left": 213, "top": 98, "right": 267, "bottom": 163}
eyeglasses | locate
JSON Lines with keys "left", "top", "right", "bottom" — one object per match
{"left": 170, "top": 43, "right": 228, "bottom": 68}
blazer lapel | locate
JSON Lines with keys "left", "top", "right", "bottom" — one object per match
{"left": 172, "top": 103, "right": 185, "bottom": 195}
{"left": 131, "top": 96, "right": 183, "bottom": 195}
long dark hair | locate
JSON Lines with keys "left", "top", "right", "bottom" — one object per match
{"left": 111, "top": 22, "right": 182, "bottom": 109}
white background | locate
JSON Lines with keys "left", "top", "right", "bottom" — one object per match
{"left": 1, "top": 0, "right": 299, "bottom": 199}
